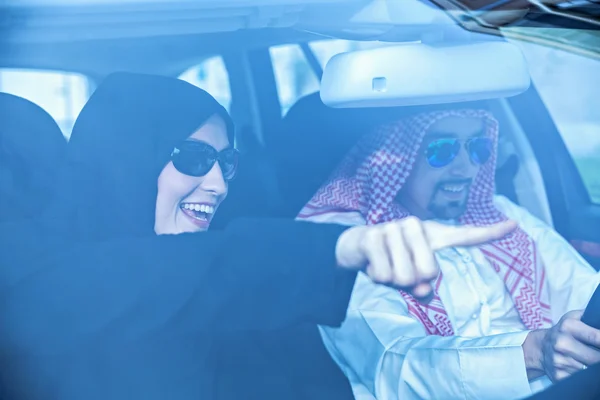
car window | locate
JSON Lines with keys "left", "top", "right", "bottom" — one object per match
{"left": 510, "top": 40, "right": 600, "bottom": 203}
{"left": 269, "top": 44, "right": 320, "bottom": 117}
{"left": 179, "top": 55, "right": 232, "bottom": 112}
{"left": 0, "top": 69, "right": 90, "bottom": 140}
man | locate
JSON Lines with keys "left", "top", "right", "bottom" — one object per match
{"left": 298, "top": 106, "right": 600, "bottom": 399}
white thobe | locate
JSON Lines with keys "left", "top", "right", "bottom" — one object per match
{"left": 310, "top": 196, "right": 600, "bottom": 400}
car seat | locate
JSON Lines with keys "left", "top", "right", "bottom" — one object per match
{"left": 0, "top": 92, "right": 67, "bottom": 223}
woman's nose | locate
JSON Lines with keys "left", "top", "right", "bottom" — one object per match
{"left": 201, "top": 162, "right": 227, "bottom": 196}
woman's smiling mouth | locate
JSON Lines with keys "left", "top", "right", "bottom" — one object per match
{"left": 180, "top": 202, "right": 215, "bottom": 228}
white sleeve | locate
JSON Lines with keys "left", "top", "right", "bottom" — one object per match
{"left": 494, "top": 196, "right": 600, "bottom": 320}
{"left": 320, "top": 274, "right": 533, "bottom": 400}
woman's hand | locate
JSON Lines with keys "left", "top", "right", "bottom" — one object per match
{"left": 335, "top": 218, "right": 517, "bottom": 301}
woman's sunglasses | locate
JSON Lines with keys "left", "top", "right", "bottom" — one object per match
{"left": 425, "top": 137, "right": 493, "bottom": 168}
{"left": 171, "top": 140, "right": 239, "bottom": 180}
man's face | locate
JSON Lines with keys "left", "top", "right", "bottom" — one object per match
{"left": 397, "top": 116, "right": 489, "bottom": 220}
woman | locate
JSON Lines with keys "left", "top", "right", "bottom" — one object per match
{"left": 0, "top": 92, "right": 67, "bottom": 223}
{"left": 0, "top": 72, "right": 357, "bottom": 400}
{"left": 0, "top": 74, "right": 513, "bottom": 400}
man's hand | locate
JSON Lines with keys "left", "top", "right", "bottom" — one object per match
{"left": 524, "top": 311, "right": 600, "bottom": 382}
{"left": 335, "top": 217, "right": 517, "bottom": 300}
{"left": 539, "top": 311, "right": 600, "bottom": 382}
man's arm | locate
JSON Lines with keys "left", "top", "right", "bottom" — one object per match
{"left": 495, "top": 196, "right": 600, "bottom": 381}
{"left": 526, "top": 361, "right": 600, "bottom": 400}
{"left": 320, "top": 274, "right": 534, "bottom": 400}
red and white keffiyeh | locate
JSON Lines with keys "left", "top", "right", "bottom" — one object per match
{"left": 298, "top": 109, "right": 552, "bottom": 336}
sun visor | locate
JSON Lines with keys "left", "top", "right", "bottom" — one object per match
{"left": 320, "top": 41, "right": 531, "bottom": 108}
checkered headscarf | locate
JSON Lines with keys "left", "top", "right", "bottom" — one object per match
{"left": 299, "top": 109, "right": 551, "bottom": 335}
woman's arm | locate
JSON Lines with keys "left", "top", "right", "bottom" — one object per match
{"left": 0, "top": 214, "right": 516, "bottom": 354}
{"left": 0, "top": 218, "right": 356, "bottom": 351}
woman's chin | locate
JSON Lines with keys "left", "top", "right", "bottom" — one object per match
{"left": 155, "top": 216, "right": 211, "bottom": 235}
{"left": 178, "top": 213, "right": 211, "bottom": 233}
{"left": 185, "top": 225, "right": 209, "bottom": 233}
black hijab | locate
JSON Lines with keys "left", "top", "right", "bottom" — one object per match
{"left": 49, "top": 72, "right": 234, "bottom": 241}
{"left": 0, "top": 93, "right": 67, "bottom": 223}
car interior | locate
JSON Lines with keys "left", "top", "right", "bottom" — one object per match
{"left": 1, "top": 0, "right": 599, "bottom": 270}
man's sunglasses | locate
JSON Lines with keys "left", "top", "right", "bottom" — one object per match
{"left": 425, "top": 137, "right": 493, "bottom": 168}
{"left": 171, "top": 140, "right": 239, "bottom": 180}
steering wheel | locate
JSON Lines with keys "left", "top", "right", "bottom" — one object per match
{"left": 582, "top": 285, "right": 600, "bottom": 329}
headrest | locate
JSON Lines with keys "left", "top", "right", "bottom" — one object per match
{"left": 274, "top": 92, "right": 391, "bottom": 215}
{"left": 0, "top": 93, "right": 67, "bottom": 222}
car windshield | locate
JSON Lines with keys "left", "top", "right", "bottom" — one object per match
{"left": 2, "top": 2, "right": 600, "bottom": 399}
{"left": 270, "top": 31, "right": 600, "bottom": 204}
{"left": 505, "top": 31, "right": 600, "bottom": 202}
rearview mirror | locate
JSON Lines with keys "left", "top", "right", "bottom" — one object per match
{"left": 320, "top": 41, "right": 531, "bottom": 108}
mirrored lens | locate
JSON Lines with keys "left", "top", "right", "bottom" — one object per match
{"left": 426, "top": 138, "right": 461, "bottom": 168}
{"left": 468, "top": 137, "right": 493, "bottom": 165}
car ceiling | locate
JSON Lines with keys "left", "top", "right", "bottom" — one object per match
{"left": 0, "top": 0, "right": 598, "bottom": 75}
{"left": 0, "top": 0, "right": 465, "bottom": 75}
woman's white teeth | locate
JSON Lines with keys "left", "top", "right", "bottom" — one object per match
{"left": 182, "top": 203, "right": 215, "bottom": 214}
